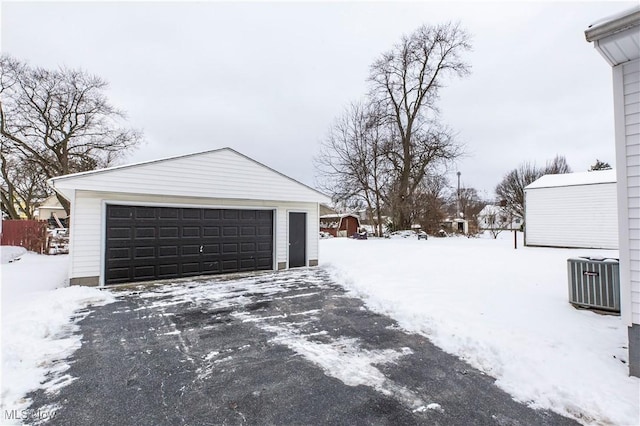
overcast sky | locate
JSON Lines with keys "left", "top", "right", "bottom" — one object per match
{"left": 1, "top": 1, "right": 635, "bottom": 199}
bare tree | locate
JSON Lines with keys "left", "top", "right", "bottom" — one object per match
{"left": 315, "top": 101, "right": 389, "bottom": 236}
{"left": 414, "top": 173, "right": 449, "bottom": 233}
{"left": 544, "top": 155, "right": 572, "bottom": 175}
{"left": 495, "top": 155, "right": 572, "bottom": 219}
{"left": 368, "top": 22, "right": 471, "bottom": 229}
{"left": 481, "top": 206, "right": 510, "bottom": 239}
{"left": 456, "top": 187, "right": 486, "bottom": 232}
{"left": 0, "top": 55, "right": 142, "bottom": 215}
{"left": 0, "top": 146, "right": 49, "bottom": 219}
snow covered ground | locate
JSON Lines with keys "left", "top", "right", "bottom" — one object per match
{"left": 2, "top": 236, "right": 638, "bottom": 425}
{"left": 320, "top": 233, "right": 639, "bottom": 426}
{"left": 1, "top": 249, "right": 114, "bottom": 423}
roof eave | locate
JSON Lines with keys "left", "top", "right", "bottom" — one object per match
{"left": 585, "top": 6, "right": 640, "bottom": 43}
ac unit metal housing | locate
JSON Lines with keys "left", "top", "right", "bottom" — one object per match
{"left": 567, "top": 257, "right": 620, "bottom": 314}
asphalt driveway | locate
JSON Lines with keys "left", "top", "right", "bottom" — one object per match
{"left": 28, "top": 268, "right": 577, "bottom": 425}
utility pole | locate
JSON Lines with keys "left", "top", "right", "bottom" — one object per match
{"left": 456, "top": 171, "right": 461, "bottom": 218}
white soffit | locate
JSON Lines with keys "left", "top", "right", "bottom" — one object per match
{"left": 585, "top": 6, "right": 640, "bottom": 66}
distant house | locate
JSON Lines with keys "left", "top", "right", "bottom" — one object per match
{"left": 319, "top": 214, "right": 361, "bottom": 237}
{"left": 524, "top": 170, "right": 617, "bottom": 249}
{"left": 477, "top": 205, "right": 522, "bottom": 231}
{"left": 34, "top": 195, "right": 68, "bottom": 226}
{"left": 319, "top": 204, "right": 337, "bottom": 217}
{"left": 441, "top": 217, "right": 468, "bottom": 235}
{"left": 586, "top": 6, "right": 640, "bottom": 377}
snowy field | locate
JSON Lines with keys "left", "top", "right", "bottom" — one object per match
{"left": 0, "top": 247, "right": 114, "bottom": 422}
{"left": 320, "top": 233, "right": 639, "bottom": 426}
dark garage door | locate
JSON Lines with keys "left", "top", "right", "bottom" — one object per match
{"left": 105, "top": 205, "right": 273, "bottom": 285}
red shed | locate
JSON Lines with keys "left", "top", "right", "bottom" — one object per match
{"left": 319, "top": 214, "right": 361, "bottom": 237}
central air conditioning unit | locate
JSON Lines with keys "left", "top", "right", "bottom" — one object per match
{"left": 567, "top": 257, "right": 620, "bottom": 314}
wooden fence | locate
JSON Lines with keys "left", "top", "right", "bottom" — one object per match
{"left": 1, "top": 220, "right": 49, "bottom": 254}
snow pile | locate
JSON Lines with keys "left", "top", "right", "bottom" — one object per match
{"left": 320, "top": 236, "right": 639, "bottom": 426}
{"left": 1, "top": 253, "right": 114, "bottom": 419}
{"left": 1, "top": 246, "right": 27, "bottom": 264}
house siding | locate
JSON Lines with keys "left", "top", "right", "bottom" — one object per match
{"left": 70, "top": 190, "right": 319, "bottom": 285}
{"left": 619, "top": 59, "right": 640, "bottom": 325}
{"left": 525, "top": 183, "right": 618, "bottom": 249}
{"left": 53, "top": 149, "right": 326, "bottom": 204}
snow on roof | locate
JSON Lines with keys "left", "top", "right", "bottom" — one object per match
{"left": 525, "top": 170, "right": 616, "bottom": 190}
{"left": 478, "top": 205, "right": 504, "bottom": 216}
{"left": 320, "top": 213, "right": 359, "bottom": 219}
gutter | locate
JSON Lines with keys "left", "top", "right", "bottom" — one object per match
{"left": 585, "top": 6, "right": 640, "bottom": 42}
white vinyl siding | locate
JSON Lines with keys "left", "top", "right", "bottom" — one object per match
{"left": 525, "top": 183, "right": 618, "bottom": 249}
{"left": 69, "top": 190, "right": 319, "bottom": 284}
{"left": 52, "top": 149, "right": 328, "bottom": 204}
{"left": 620, "top": 59, "right": 640, "bottom": 324}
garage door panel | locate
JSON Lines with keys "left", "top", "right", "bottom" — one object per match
{"left": 241, "top": 227, "right": 256, "bottom": 236}
{"left": 223, "top": 210, "right": 238, "bottom": 220}
{"left": 182, "top": 209, "right": 202, "bottom": 220}
{"left": 158, "top": 246, "right": 179, "bottom": 257}
{"left": 181, "top": 245, "right": 200, "bottom": 256}
{"left": 158, "top": 264, "right": 179, "bottom": 277}
{"left": 240, "top": 210, "right": 256, "bottom": 220}
{"left": 256, "top": 210, "right": 272, "bottom": 221}
{"left": 109, "top": 247, "right": 131, "bottom": 260}
{"left": 135, "top": 207, "right": 157, "bottom": 220}
{"left": 109, "top": 206, "right": 133, "bottom": 219}
{"left": 222, "top": 260, "right": 238, "bottom": 271}
{"left": 258, "top": 226, "right": 271, "bottom": 236}
{"left": 135, "top": 227, "right": 156, "bottom": 239}
{"left": 203, "top": 226, "right": 220, "bottom": 237}
{"left": 257, "top": 241, "right": 272, "bottom": 252}
{"left": 134, "top": 265, "right": 156, "bottom": 279}
{"left": 201, "top": 261, "right": 220, "bottom": 272}
{"left": 241, "top": 242, "right": 256, "bottom": 252}
{"left": 159, "top": 227, "right": 179, "bottom": 238}
{"left": 202, "top": 243, "right": 220, "bottom": 254}
{"left": 182, "top": 227, "right": 200, "bottom": 238}
{"left": 257, "top": 257, "right": 272, "bottom": 268}
{"left": 158, "top": 208, "right": 179, "bottom": 219}
{"left": 203, "top": 210, "right": 221, "bottom": 220}
{"left": 105, "top": 206, "right": 273, "bottom": 285}
{"left": 181, "top": 263, "right": 200, "bottom": 274}
{"left": 134, "top": 247, "right": 155, "bottom": 259}
{"left": 108, "top": 227, "right": 132, "bottom": 239}
{"left": 222, "top": 243, "right": 238, "bottom": 254}
{"left": 223, "top": 226, "right": 238, "bottom": 237}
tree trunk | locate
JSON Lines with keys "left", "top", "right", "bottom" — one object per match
{"left": 56, "top": 193, "right": 71, "bottom": 217}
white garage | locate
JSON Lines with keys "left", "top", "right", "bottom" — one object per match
{"left": 49, "top": 148, "right": 331, "bottom": 286}
{"left": 524, "top": 170, "right": 618, "bottom": 249}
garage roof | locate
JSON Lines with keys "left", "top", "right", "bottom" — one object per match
{"left": 49, "top": 147, "right": 331, "bottom": 204}
{"left": 525, "top": 170, "right": 616, "bottom": 190}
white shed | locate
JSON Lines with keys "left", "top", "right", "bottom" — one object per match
{"left": 49, "top": 148, "right": 331, "bottom": 287}
{"left": 586, "top": 6, "right": 640, "bottom": 377}
{"left": 524, "top": 170, "right": 618, "bottom": 249}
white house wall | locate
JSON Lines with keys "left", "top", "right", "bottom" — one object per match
{"left": 525, "top": 183, "right": 618, "bottom": 249}
{"left": 615, "top": 58, "right": 640, "bottom": 325}
{"left": 53, "top": 149, "right": 328, "bottom": 204}
{"left": 70, "top": 190, "right": 319, "bottom": 285}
